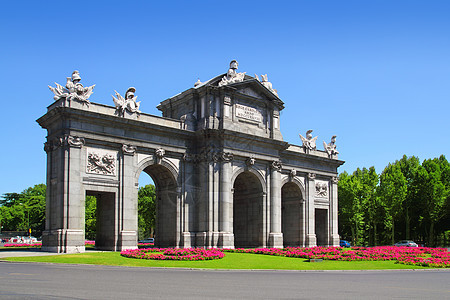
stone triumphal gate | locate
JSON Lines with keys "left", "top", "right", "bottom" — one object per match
{"left": 38, "top": 61, "right": 344, "bottom": 253}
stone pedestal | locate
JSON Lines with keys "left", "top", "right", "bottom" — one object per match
{"left": 268, "top": 232, "right": 283, "bottom": 248}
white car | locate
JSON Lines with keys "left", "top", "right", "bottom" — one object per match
{"left": 394, "top": 240, "right": 418, "bottom": 247}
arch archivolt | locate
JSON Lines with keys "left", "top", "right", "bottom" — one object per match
{"left": 135, "top": 154, "right": 180, "bottom": 186}
{"left": 231, "top": 163, "right": 267, "bottom": 194}
{"left": 281, "top": 175, "right": 306, "bottom": 200}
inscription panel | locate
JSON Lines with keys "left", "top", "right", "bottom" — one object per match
{"left": 235, "top": 104, "right": 263, "bottom": 123}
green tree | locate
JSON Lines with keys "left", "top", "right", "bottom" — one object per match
{"left": 85, "top": 196, "right": 97, "bottom": 240}
{"left": 417, "top": 157, "right": 449, "bottom": 246}
{"left": 0, "top": 184, "right": 46, "bottom": 236}
{"left": 338, "top": 167, "right": 378, "bottom": 246}
{"left": 397, "top": 155, "right": 421, "bottom": 240}
{"left": 138, "top": 184, "right": 156, "bottom": 240}
{"left": 378, "top": 163, "right": 407, "bottom": 244}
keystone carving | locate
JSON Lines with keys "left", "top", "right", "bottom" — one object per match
{"left": 48, "top": 70, "right": 95, "bottom": 105}
{"left": 289, "top": 169, "right": 297, "bottom": 178}
{"left": 246, "top": 156, "right": 256, "bottom": 166}
{"left": 155, "top": 148, "right": 165, "bottom": 164}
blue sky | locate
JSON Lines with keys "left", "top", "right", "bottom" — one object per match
{"left": 1, "top": 0, "right": 449, "bottom": 194}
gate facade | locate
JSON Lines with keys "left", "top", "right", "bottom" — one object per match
{"left": 38, "top": 62, "right": 344, "bottom": 253}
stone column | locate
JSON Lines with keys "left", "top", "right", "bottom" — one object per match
{"left": 118, "top": 144, "right": 138, "bottom": 251}
{"left": 219, "top": 152, "right": 234, "bottom": 248}
{"left": 181, "top": 154, "right": 195, "bottom": 248}
{"left": 329, "top": 177, "right": 340, "bottom": 246}
{"left": 42, "top": 135, "right": 85, "bottom": 253}
{"left": 305, "top": 173, "right": 317, "bottom": 247}
{"left": 268, "top": 161, "right": 283, "bottom": 248}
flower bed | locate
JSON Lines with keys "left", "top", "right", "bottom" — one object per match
{"left": 4, "top": 242, "right": 42, "bottom": 248}
{"left": 121, "top": 247, "right": 225, "bottom": 261}
{"left": 222, "top": 246, "right": 450, "bottom": 268}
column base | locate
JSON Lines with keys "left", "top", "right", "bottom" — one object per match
{"left": 42, "top": 229, "right": 85, "bottom": 253}
{"left": 268, "top": 232, "right": 283, "bottom": 248}
{"left": 218, "top": 232, "right": 234, "bottom": 249}
{"left": 330, "top": 234, "right": 340, "bottom": 247}
{"left": 305, "top": 234, "right": 317, "bottom": 247}
{"left": 118, "top": 231, "right": 138, "bottom": 251}
{"left": 182, "top": 232, "right": 195, "bottom": 248}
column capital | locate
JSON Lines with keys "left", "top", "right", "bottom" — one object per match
{"left": 122, "top": 144, "right": 136, "bottom": 155}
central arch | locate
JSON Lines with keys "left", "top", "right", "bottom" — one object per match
{"left": 140, "top": 162, "right": 179, "bottom": 248}
{"left": 233, "top": 171, "right": 264, "bottom": 248}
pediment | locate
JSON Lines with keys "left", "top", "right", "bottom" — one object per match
{"left": 197, "top": 73, "right": 284, "bottom": 110}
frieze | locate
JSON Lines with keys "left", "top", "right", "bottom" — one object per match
{"left": 86, "top": 148, "right": 117, "bottom": 176}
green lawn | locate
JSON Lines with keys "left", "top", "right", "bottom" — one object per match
{"left": 1, "top": 251, "right": 428, "bottom": 270}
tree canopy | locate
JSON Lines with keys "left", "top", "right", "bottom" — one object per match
{"left": 339, "top": 155, "right": 450, "bottom": 247}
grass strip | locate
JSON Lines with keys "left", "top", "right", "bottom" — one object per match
{"left": 1, "top": 252, "right": 428, "bottom": 270}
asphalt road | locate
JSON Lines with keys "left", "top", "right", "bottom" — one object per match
{"left": 0, "top": 262, "right": 449, "bottom": 299}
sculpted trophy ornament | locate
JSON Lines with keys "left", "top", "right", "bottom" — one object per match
{"left": 48, "top": 70, "right": 95, "bottom": 105}
{"left": 300, "top": 130, "right": 318, "bottom": 151}
{"left": 323, "top": 135, "right": 339, "bottom": 157}
{"left": 255, "top": 74, "right": 278, "bottom": 96}
{"left": 218, "top": 60, "right": 246, "bottom": 87}
{"left": 112, "top": 87, "right": 141, "bottom": 116}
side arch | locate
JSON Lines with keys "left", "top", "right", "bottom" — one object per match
{"left": 135, "top": 156, "right": 179, "bottom": 186}
{"left": 135, "top": 155, "right": 181, "bottom": 248}
{"left": 280, "top": 176, "right": 306, "bottom": 201}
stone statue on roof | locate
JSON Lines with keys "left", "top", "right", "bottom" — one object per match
{"left": 112, "top": 87, "right": 141, "bottom": 116}
{"left": 218, "top": 60, "right": 246, "bottom": 87}
{"left": 323, "top": 135, "right": 339, "bottom": 157}
{"left": 48, "top": 70, "right": 95, "bottom": 105}
{"left": 255, "top": 73, "right": 278, "bottom": 96}
{"left": 300, "top": 130, "right": 318, "bottom": 151}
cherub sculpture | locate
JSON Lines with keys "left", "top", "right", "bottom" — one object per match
{"left": 299, "top": 130, "right": 318, "bottom": 151}
{"left": 112, "top": 87, "right": 141, "bottom": 116}
{"left": 48, "top": 70, "right": 95, "bottom": 105}
{"left": 323, "top": 135, "right": 339, "bottom": 156}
